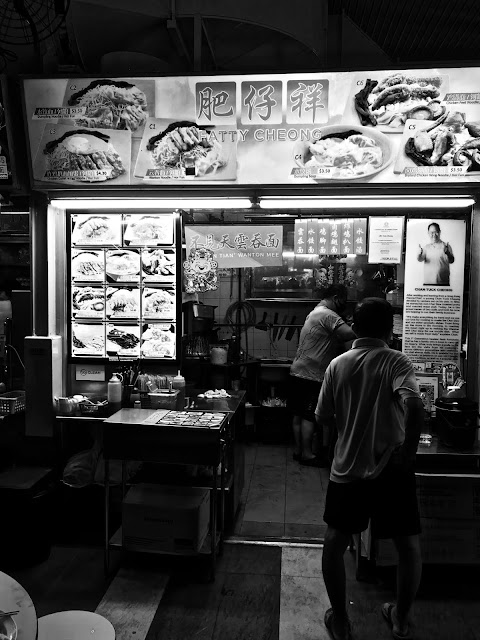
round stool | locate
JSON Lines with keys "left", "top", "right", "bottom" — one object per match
{"left": 37, "top": 611, "right": 115, "bottom": 640}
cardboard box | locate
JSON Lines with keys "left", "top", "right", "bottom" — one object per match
{"left": 416, "top": 473, "right": 480, "bottom": 521}
{"left": 123, "top": 484, "right": 210, "bottom": 553}
{"left": 374, "top": 518, "right": 480, "bottom": 565}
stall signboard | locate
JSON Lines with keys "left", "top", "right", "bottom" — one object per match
{"left": 368, "top": 217, "right": 404, "bottom": 264}
{"left": 403, "top": 218, "right": 466, "bottom": 369}
{"left": 294, "top": 218, "right": 367, "bottom": 255}
{"left": 21, "top": 67, "right": 480, "bottom": 188}
{"left": 185, "top": 225, "right": 282, "bottom": 267}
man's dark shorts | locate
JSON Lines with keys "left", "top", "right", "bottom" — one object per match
{"left": 286, "top": 375, "right": 322, "bottom": 423}
{"left": 323, "top": 455, "right": 421, "bottom": 538}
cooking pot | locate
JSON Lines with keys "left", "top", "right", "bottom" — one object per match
{"left": 434, "top": 397, "right": 479, "bottom": 449}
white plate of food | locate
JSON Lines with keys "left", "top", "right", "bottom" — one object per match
{"left": 141, "top": 249, "right": 176, "bottom": 280}
{"left": 72, "top": 286, "right": 105, "bottom": 317}
{"left": 106, "top": 250, "right": 140, "bottom": 276}
{"left": 142, "top": 288, "right": 176, "bottom": 317}
{"left": 106, "top": 287, "right": 140, "bottom": 317}
{"left": 124, "top": 215, "right": 174, "bottom": 245}
{"left": 394, "top": 112, "right": 480, "bottom": 175}
{"left": 134, "top": 118, "right": 237, "bottom": 181}
{"left": 71, "top": 250, "right": 105, "bottom": 279}
{"left": 345, "top": 71, "right": 449, "bottom": 132}
{"left": 106, "top": 325, "right": 141, "bottom": 354}
{"left": 72, "top": 323, "right": 105, "bottom": 356}
{"left": 35, "top": 125, "right": 131, "bottom": 185}
{"left": 293, "top": 124, "right": 393, "bottom": 181}
{"left": 63, "top": 78, "right": 153, "bottom": 133}
{"left": 72, "top": 215, "right": 120, "bottom": 245}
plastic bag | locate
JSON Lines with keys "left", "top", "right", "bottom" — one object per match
{"left": 63, "top": 448, "right": 100, "bottom": 488}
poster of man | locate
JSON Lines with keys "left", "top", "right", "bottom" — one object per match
{"left": 416, "top": 222, "right": 455, "bottom": 286}
{"left": 406, "top": 219, "right": 465, "bottom": 292}
{"left": 403, "top": 218, "right": 466, "bottom": 367}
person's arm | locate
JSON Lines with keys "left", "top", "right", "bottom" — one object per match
{"left": 315, "top": 366, "right": 335, "bottom": 428}
{"left": 444, "top": 241, "right": 454, "bottom": 263}
{"left": 334, "top": 322, "right": 356, "bottom": 344}
{"left": 417, "top": 243, "right": 426, "bottom": 262}
{"left": 399, "top": 396, "right": 424, "bottom": 465}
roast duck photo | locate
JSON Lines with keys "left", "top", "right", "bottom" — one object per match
{"left": 354, "top": 72, "right": 447, "bottom": 130}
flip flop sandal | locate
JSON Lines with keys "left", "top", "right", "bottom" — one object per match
{"left": 381, "top": 602, "right": 413, "bottom": 640}
{"left": 324, "top": 608, "right": 352, "bottom": 640}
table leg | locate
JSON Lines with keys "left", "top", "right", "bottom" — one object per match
{"left": 219, "top": 441, "right": 226, "bottom": 554}
{"left": 210, "top": 461, "right": 217, "bottom": 580}
{"left": 104, "top": 458, "right": 110, "bottom": 576}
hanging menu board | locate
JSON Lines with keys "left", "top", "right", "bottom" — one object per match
{"left": 294, "top": 219, "right": 367, "bottom": 256}
{"left": 70, "top": 212, "right": 178, "bottom": 360}
{"left": 22, "top": 67, "right": 480, "bottom": 188}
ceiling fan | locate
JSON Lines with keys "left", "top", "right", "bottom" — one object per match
{"left": 0, "top": 0, "right": 71, "bottom": 70}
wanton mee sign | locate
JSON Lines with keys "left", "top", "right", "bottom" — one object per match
{"left": 185, "top": 225, "right": 283, "bottom": 267}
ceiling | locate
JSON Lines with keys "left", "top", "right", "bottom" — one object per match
{"left": 0, "top": 0, "right": 479, "bottom": 75}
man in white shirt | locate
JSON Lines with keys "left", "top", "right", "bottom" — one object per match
{"left": 316, "top": 298, "right": 424, "bottom": 640}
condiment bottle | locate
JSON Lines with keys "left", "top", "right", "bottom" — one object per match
{"left": 108, "top": 373, "right": 123, "bottom": 409}
{"left": 419, "top": 387, "right": 432, "bottom": 434}
{"left": 172, "top": 370, "right": 186, "bottom": 410}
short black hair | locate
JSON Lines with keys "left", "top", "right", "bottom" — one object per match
{"left": 320, "top": 283, "right": 348, "bottom": 300}
{"left": 428, "top": 222, "right": 441, "bottom": 233}
{"left": 353, "top": 297, "right": 393, "bottom": 339}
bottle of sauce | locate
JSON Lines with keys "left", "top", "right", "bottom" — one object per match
{"left": 108, "top": 373, "right": 123, "bottom": 411}
{"left": 172, "top": 370, "right": 186, "bottom": 410}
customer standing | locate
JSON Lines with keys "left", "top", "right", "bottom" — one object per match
{"left": 287, "top": 284, "right": 355, "bottom": 467}
{"left": 316, "top": 298, "right": 424, "bottom": 640}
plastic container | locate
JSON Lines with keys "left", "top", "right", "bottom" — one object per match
{"left": 435, "top": 397, "right": 479, "bottom": 449}
{"left": 210, "top": 344, "right": 228, "bottom": 365}
{"left": 107, "top": 373, "right": 123, "bottom": 409}
{"left": 0, "top": 390, "right": 26, "bottom": 415}
{"left": 148, "top": 390, "right": 179, "bottom": 409}
{"left": 172, "top": 371, "right": 186, "bottom": 410}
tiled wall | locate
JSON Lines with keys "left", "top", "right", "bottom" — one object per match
{"left": 197, "top": 269, "right": 316, "bottom": 361}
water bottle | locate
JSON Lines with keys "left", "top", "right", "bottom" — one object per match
{"left": 172, "top": 370, "right": 186, "bottom": 410}
{"left": 108, "top": 373, "right": 123, "bottom": 410}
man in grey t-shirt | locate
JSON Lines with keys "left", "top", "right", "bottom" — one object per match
{"left": 287, "top": 284, "right": 355, "bottom": 467}
{"left": 316, "top": 298, "right": 424, "bottom": 640}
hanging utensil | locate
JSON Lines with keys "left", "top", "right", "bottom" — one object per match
{"left": 255, "top": 311, "right": 268, "bottom": 331}
{"left": 272, "top": 312, "right": 280, "bottom": 341}
{"left": 285, "top": 315, "right": 297, "bottom": 341}
{"left": 277, "top": 314, "right": 289, "bottom": 341}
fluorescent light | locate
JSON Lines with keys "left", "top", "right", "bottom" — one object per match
{"left": 51, "top": 198, "right": 252, "bottom": 210}
{"left": 259, "top": 197, "right": 476, "bottom": 209}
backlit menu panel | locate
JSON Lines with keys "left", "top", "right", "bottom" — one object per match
{"left": 70, "top": 212, "right": 177, "bottom": 359}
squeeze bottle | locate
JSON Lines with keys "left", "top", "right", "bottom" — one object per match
{"left": 108, "top": 373, "right": 123, "bottom": 408}
{"left": 172, "top": 370, "right": 186, "bottom": 410}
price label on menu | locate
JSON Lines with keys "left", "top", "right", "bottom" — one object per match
{"left": 447, "top": 165, "right": 468, "bottom": 175}
{"left": 291, "top": 167, "right": 334, "bottom": 179}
